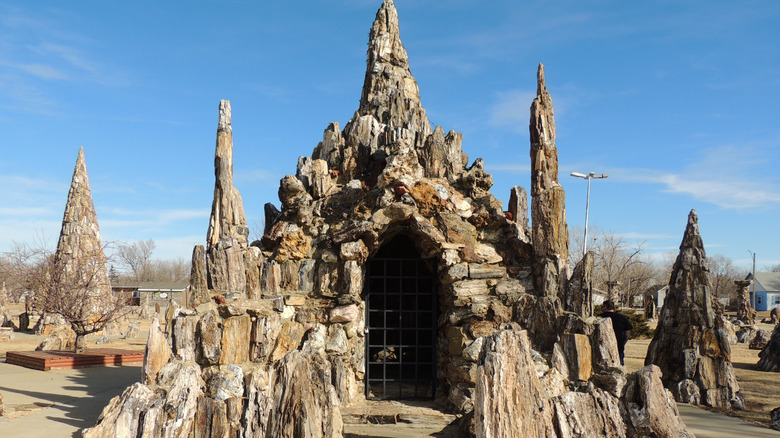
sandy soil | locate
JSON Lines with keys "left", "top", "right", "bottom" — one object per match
{"left": 626, "top": 312, "right": 780, "bottom": 428}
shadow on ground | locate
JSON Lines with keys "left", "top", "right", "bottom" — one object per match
{"left": 0, "top": 364, "right": 140, "bottom": 436}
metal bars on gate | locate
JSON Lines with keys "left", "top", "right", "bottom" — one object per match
{"left": 365, "top": 256, "right": 437, "bottom": 400}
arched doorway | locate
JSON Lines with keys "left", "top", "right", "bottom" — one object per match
{"left": 364, "top": 234, "right": 437, "bottom": 399}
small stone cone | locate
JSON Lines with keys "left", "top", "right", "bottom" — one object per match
{"left": 52, "top": 147, "right": 110, "bottom": 295}
{"left": 359, "top": 0, "right": 431, "bottom": 133}
{"left": 529, "top": 64, "right": 569, "bottom": 299}
{"left": 206, "top": 100, "right": 249, "bottom": 294}
{"left": 645, "top": 210, "right": 744, "bottom": 409}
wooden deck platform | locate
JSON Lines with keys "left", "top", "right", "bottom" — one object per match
{"left": 5, "top": 348, "right": 144, "bottom": 371}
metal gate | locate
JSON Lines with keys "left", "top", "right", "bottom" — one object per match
{"left": 365, "top": 246, "right": 437, "bottom": 400}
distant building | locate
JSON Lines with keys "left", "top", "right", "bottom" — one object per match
{"left": 746, "top": 272, "right": 780, "bottom": 312}
{"left": 650, "top": 285, "right": 668, "bottom": 310}
{"left": 111, "top": 281, "right": 189, "bottom": 307}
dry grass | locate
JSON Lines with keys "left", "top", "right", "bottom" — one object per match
{"left": 626, "top": 312, "right": 780, "bottom": 428}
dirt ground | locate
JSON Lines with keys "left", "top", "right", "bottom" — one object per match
{"left": 625, "top": 311, "right": 780, "bottom": 428}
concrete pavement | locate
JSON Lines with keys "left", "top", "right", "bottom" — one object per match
{"left": 0, "top": 361, "right": 141, "bottom": 438}
{"left": 676, "top": 403, "right": 780, "bottom": 438}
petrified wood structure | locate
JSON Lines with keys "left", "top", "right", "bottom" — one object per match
{"left": 50, "top": 147, "right": 113, "bottom": 351}
{"left": 54, "top": 147, "right": 111, "bottom": 296}
{"left": 756, "top": 323, "right": 780, "bottom": 372}
{"left": 735, "top": 279, "right": 755, "bottom": 325}
{"left": 645, "top": 210, "right": 744, "bottom": 409}
{"left": 530, "top": 64, "right": 569, "bottom": 302}
{"left": 85, "top": 2, "right": 692, "bottom": 437}
{"left": 206, "top": 100, "right": 249, "bottom": 295}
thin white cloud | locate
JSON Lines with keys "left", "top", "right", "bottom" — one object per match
{"left": 235, "top": 169, "right": 274, "bottom": 183}
{"left": 416, "top": 55, "right": 479, "bottom": 75}
{"left": 486, "top": 163, "right": 530, "bottom": 173}
{"left": 488, "top": 89, "right": 535, "bottom": 133}
{"left": 617, "top": 232, "right": 676, "bottom": 241}
{"left": 100, "top": 208, "right": 209, "bottom": 230}
{"left": 0, "top": 207, "right": 53, "bottom": 217}
{"left": 151, "top": 235, "right": 204, "bottom": 260}
{"left": 610, "top": 145, "right": 780, "bottom": 210}
{"left": 0, "top": 5, "right": 127, "bottom": 114}
{"left": 1, "top": 61, "right": 67, "bottom": 80}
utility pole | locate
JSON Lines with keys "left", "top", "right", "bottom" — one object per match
{"left": 748, "top": 250, "right": 756, "bottom": 310}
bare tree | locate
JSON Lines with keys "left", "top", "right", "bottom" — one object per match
{"left": 595, "top": 232, "right": 646, "bottom": 305}
{"left": 7, "top": 242, "right": 126, "bottom": 352}
{"left": 115, "top": 239, "right": 156, "bottom": 281}
{"left": 150, "top": 257, "right": 190, "bottom": 282}
{"left": 708, "top": 254, "right": 746, "bottom": 305}
{"left": 769, "top": 264, "right": 780, "bottom": 273}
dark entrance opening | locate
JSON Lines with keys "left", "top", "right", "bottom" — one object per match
{"left": 365, "top": 234, "right": 438, "bottom": 400}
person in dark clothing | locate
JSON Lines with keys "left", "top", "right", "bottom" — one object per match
{"left": 601, "top": 300, "right": 633, "bottom": 365}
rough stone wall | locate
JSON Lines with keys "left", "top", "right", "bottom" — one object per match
{"left": 645, "top": 210, "right": 744, "bottom": 409}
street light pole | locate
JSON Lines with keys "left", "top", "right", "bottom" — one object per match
{"left": 570, "top": 171, "right": 608, "bottom": 257}
{"left": 747, "top": 250, "right": 756, "bottom": 310}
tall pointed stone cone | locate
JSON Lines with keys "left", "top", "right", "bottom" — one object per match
{"left": 530, "top": 64, "right": 569, "bottom": 300}
{"left": 206, "top": 100, "right": 249, "bottom": 294}
{"left": 645, "top": 210, "right": 744, "bottom": 409}
{"left": 307, "top": 0, "right": 466, "bottom": 186}
{"left": 53, "top": 147, "right": 111, "bottom": 296}
{"left": 359, "top": 0, "right": 430, "bottom": 133}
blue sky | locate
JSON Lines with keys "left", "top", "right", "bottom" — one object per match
{"left": 1, "top": 0, "right": 778, "bottom": 271}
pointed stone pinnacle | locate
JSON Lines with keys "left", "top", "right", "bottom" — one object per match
{"left": 679, "top": 209, "right": 704, "bottom": 255}
{"left": 218, "top": 99, "right": 232, "bottom": 134}
{"left": 207, "top": 98, "right": 247, "bottom": 246}
{"left": 359, "top": 0, "right": 429, "bottom": 131}
{"left": 54, "top": 147, "right": 110, "bottom": 294}
{"left": 530, "top": 64, "right": 568, "bottom": 300}
{"left": 645, "top": 208, "right": 743, "bottom": 409}
{"left": 537, "top": 63, "right": 547, "bottom": 96}
{"left": 530, "top": 63, "right": 559, "bottom": 197}
{"left": 206, "top": 99, "right": 248, "bottom": 293}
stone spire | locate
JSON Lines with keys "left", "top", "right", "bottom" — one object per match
{"left": 206, "top": 100, "right": 249, "bottom": 294}
{"left": 529, "top": 64, "right": 568, "bottom": 299}
{"left": 645, "top": 210, "right": 744, "bottom": 409}
{"left": 530, "top": 64, "right": 559, "bottom": 196}
{"left": 358, "top": 0, "right": 431, "bottom": 133}
{"left": 53, "top": 147, "right": 110, "bottom": 294}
